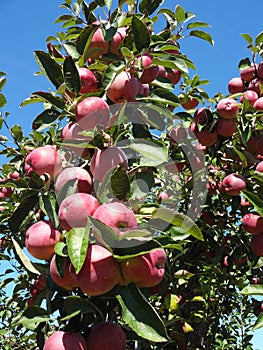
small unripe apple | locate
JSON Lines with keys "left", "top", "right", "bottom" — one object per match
{"left": 25, "top": 145, "right": 62, "bottom": 179}
{"left": 93, "top": 201, "right": 138, "bottom": 236}
{"left": 242, "top": 212, "right": 263, "bottom": 235}
{"left": 70, "top": 244, "right": 121, "bottom": 296}
{"left": 216, "top": 98, "right": 239, "bottom": 119}
{"left": 228, "top": 77, "right": 245, "bottom": 94}
{"left": 86, "top": 321, "right": 126, "bottom": 350}
{"left": 58, "top": 193, "right": 99, "bottom": 231}
{"left": 240, "top": 90, "right": 258, "bottom": 106}
{"left": 251, "top": 233, "right": 263, "bottom": 256}
{"left": 221, "top": 173, "right": 246, "bottom": 196}
{"left": 76, "top": 96, "right": 110, "bottom": 131}
{"left": 120, "top": 248, "right": 166, "bottom": 287}
{"left": 90, "top": 146, "right": 128, "bottom": 183}
{"left": 106, "top": 71, "right": 139, "bottom": 103}
{"left": 25, "top": 220, "right": 61, "bottom": 260}
{"left": 215, "top": 118, "right": 236, "bottom": 137}
{"left": 50, "top": 255, "right": 78, "bottom": 290}
{"left": 55, "top": 166, "right": 92, "bottom": 196}
{"left": 43, "top": 331, "right": 87, "bottom": 350}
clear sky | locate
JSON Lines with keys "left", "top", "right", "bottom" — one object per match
{"left": 0, "top": 1, "right": 263, "bottom": 348}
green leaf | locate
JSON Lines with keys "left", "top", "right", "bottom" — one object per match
{"left": 131, "top": 15, "right": 150, "bottom": 52}
{"left": 0, "top": 77, "right": 7, "bottom": 91}
{"left": 12, "top": 238, "right": 40, "bottom": 275}
{"left": 54, "top": 14, "right": 74, "bottom": 23}
{"left": 11, "top": 124, "right": 23, "bottom": 142}
{"left": 241, "top": 190, "right": 263, "bottom": 217}
{"left": 103, "top": 61, "right": 126, "bottom": 90}
{"left": 32, "top": 109, "right": 61, "bottom": 130}
{"left": 175, "top": 5, "right": 185, "bottom": 22}
{"left": 144, "top": 88, "right": 179, "bottom": 107}
{"left": 8, "top": 193, "right": 39, "bottom": 233}
{"left": 189, "top": 30, "right": 214, "bottom": 46}
{"left": 0, "top": 93, "right": 7, "bottom": 107}
{"left": 152, "top": 57, "right": 188, "bottom": 73}
{"left": 63, "top": 56, "right": 81, "bottom": 93}
{"left": 117, "top": 284, "right": 168, "bottom": 342}
{"left": 105, "top": 0, "right": 112, "bottom": 10}
{"left": 66, "top": 225, "right": 90, "bottom": 274}
{"left": 111, "top": 166, "right": 130, "bottom": 200}
{"left": 16, "top": 306, "right": 50, "bottom": 331}
{"left": 31, "top": 91, "right": 65, "bottom": 110}
{"left": 241, "top": 33, "right": 253, "bottom": 45}
{"left": 253, "top": 313, "right": 263, "bottom": 330}
{"left": 152, "top": 208, "right": 204, "bottom": 241}
{"left": 256, "top": 31, "right": 263, "bottom": 45}
{"left": 139, "top": 0, "right": 164, "bottom": 16}
{"left": 89, "top": 216, "right": 120, "bottom": 248}
{"left": 240, "top": 284, "right": 263, "bottom": 296}
{"left": 77, "top": 25, "right": 100, "bottom": 65}
{"left": 34, "top": 50, "right": 64, "bottom": 89}
{"left": 63, "top": 43, "right": 81, "bottom": 60}
{"left": 232, "top": 146, "right": 247, "bottom": 168}
{"left": 63, "top": 296, "right": 94, "bottom": 320}
{"left": 130, "top": 171, "right": 155, "bottom": 200}
{"left": 129, "top": 139, "right": 168, "bottom": 167}
{"left": 39, "top": 192, "right": 59, "bottom": 228}
{"left": 187, "top": 21, "right": 211, "bottom": 29}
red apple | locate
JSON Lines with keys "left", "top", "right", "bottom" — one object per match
{"left": 215, "top": 118, "right": 236, "bottom": 137}
{"left": 221, "top": 173, "right": 246, "bottom": 196}
{"left": 181, "top": 97, "right": 199, "bottom": 110}
{"left": 240, "top": 90, "right": 258, "bottom": 106}
{"left": 93, "top": 201, "right": 138, "bottom": 236}
{"left": 228, "top": 77, "right": 245, "bottom": 94}
{"left": 78, "top": 67, "right": 97, "bottom": 94}
{"left": 137, "top": 81, "right": 150, "bottom": 97}
{"left": 193, "top": 107, "right": 211, "bottom": 125}
{"left": 55, "top": 166, "right": 92, "bottom": 196}
{"left": 43, "top": 331, "right": 87, "bottom": 350}
{"left": 257, "top": 61, "right": 263, "bottom": 79}
{"left": 61, "top": 122, "right": 91, "bottom": 158}
{"left": 58, "top": 193, "right": 99, "bottom": 231}
{"left": 120, "top": 248, "right": 166, "bottom": 287}
{"left": 25, "top": 220, "right": 61, "bottom": 260}
{"left": 50, "top": 255, "right": 78, "bottom": 290}
{"left": 216, "top": 98, "right": 239, "bottom": 119}
{"left": 106, "top": 71, "right": 139, "bottom": 103}
{"left": 196, "top": 129, "right": 218, "bottom": 146}
{"left": 251, "top": 233, "right": 263, "bottom": 256}
{"left": 242, "top": 212, "right": 263, "bottom": 235}
{"left": 25, "top": 145, "right": 62, "bottom": 179}
{"left": 164, "top": 69, "right": 181, "bottom": 85}
{"left": 90, "top": 146, "right": 128, "bottom": 183}
{"left": 70, "top": 244, "right": 121, "bottom": 295}
{"left": 86, "top": 27, "right": 108, "bottom": 60}
{"left": 165, "top": 161, "right": 185, "bottom": 173}
{"left": 255, "top": 134, "right": 263, "bottom": 154}
{"left": 240, "top": 65, "right": 256, "bottom": 82}
{"left": 109, "top": 27, "right": 127, "bottom": 57}
{"left": 168, "top": 126, "right": 187, "bottom": 144}
{"left": 253, "top": 96, "right": 263, "bottom": 111}
{"left": 248, "top": 78, "right": 263, "bottom": 96}
{"left": 86, "top": 321, "right": 126, "bottom": 350}
{"left": 256, "top": 161, "right": 263, "bottom": 172}
{"left": 75, "top": 96, "right": 110, "bottom": 131}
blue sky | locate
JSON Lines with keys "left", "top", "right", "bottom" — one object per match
{"left": 0, "top": 0, "right": 263, "bottom": 348}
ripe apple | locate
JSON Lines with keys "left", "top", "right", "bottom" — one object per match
{"left": 106, "top": 71, "right": 139, "bottom": 103}
{"left": 86, "top": 321, "right": 126, "bottom": 350}
{"left": 78, "top": 67, "right": 97, "bottom": 94}
{"left": 216, "top": 98, "right": 239, "bottom": 119}
{"left": 43, "top": 331, "right": 87, "bottom": 350}
{"left": 120, "top": 248, "right": 166, "bottom": 287}
{"left": 109, "top": 27, "right": 127, "bottom": 57}
{"left": 215, "top": 118, "right": 236, "bottom": 137}
{"left": 221, "top": 173, "right": 246, "bottom": 196}
{"left": 50, "top": 254, "right": 78, "bottom": 290}
{"left": 240, "top": 65, "right": 256, "bottom": 82}
{"left": 240, "top": 90, "right": 258, "bottom": 106}
{"left": 164, "top": 69, "right": 181, "bottom": 85}
{"left": 137, "top": 81, "right": 150, "bottom": 97}
{"left": 256, "top": 161, "right": 263, "bottom": 172}
{"left": 70, "top": 244, "right": 121, "bottom": 295}
{"left": 55, "top": 166, "right": 93, "bottom": 196}
{"left": 168, "top": 126, "right": 187, "bottom": 144}
{"left": 253, "top": 96, "right": 263, "bottom": 111}
{"left": 181, "top": 97, "right": 199, "bottom": 110}
{"left": 58, "top": 193, "right": 99, "bottom": 231}
{"left": 257, "top": 61, "right": 263, "bottom": 79}
{"left": 61, "top": 122, "right": 91, "bottom": 158}
{"left": 25, "top": 220, "right": 61, "bottom": 260}
{"left": 251, "top": 233, "right": 263, "bottom": 256}
{"left": 93, "top": 201, "right": 138, "bottom": 236}
{"left": 255, "top": 134, "right": 263, "bottom": 155}
{"left": 86, "top": 26, "right": 108, "bottom": 60}
{"left": 193, "top": 107, "right": 211, "bottom": 125}
{"left": 248, "top": 78, "right": 263, "bottom": 96}
{"left": 199, "top": 211, "right": 215, "bottom": 226}
{"left": 228, "top": 77, "right": 245, "bottom": 94}
{"left": 25, "top": 145, "right": 62, "bottom": 179}
{"left": 196, "top": 128, "right": 218, "bottom": 146}
{"left": 75, "top": 96, "right": 110, "bottom": 131}
{"left": 138, "top": 55, "right": 159, "bottom": 84}
{"left": 90, "top": 146, "right": 128, "bottom": 183}
{"left": 242, "top": 212, "right": 263, "bottom": 235}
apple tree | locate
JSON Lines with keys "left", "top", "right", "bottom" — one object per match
{"left": 1, "top": 0, "right": 263, "bottom": 349}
